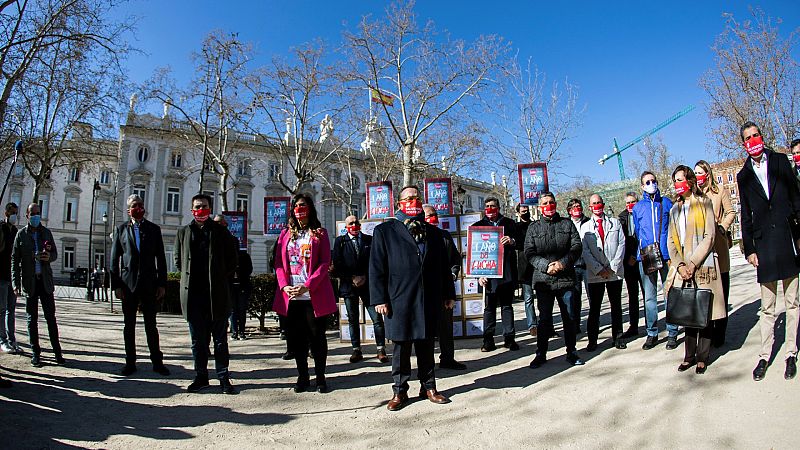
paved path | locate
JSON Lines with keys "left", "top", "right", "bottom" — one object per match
{"left": 0, "top": 257, "right": 797, "bottom": 449}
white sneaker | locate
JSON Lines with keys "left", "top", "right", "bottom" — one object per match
{"left": 0, "top": 343, "right": 13, "bottom": 353}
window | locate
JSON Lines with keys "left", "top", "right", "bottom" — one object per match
{"left": 730, "top": 187, "right": 735, "bottom": 197}
{"left": 269, "top": 163, "right": 281, "bottom": 181}
{"left": 132, "top": 185, "right": 146, "bottom": 205}
{"left": 94, "top": 248, "right": 105, "bottom": 270}
{"left": 727, "top": 173, "right": 733, "bottom": 183}
{"left": 477, "top": 196, "right": 484, "bottom": 207}
{"left": 68, "top": 167, "right": 80, "bottom": 183}
{"left": 237, "top": 159, "right": 251, "bottom": 177}
{"left": 65, "top": 197, "right": 78, "bottom": 222}
{"left": 466, "top": 195, "right": 473, "bottom": 209}
{"left": 10, "top": 192, "right": 21, "bottom": 209}
{"left": 716, "top": 175, "right": 723, "bottom": 185}
{"left": 38, "top": 194, "right": 49, "bottom": 219}
{"left": 100, "top": 170, "right": 111, "bottom": 185}
{"left": 352, "top": 175, "right": 361, "bottom": 190}
{"left": 170, "top": 151, "right": 182, "bottom": 168}
{"left": 330, "top": 169, "right": 341, "bottom": 185}
{"left": 13, "top": 164, "right": 23, "bottom": 176}
{"left": 204, "top": 159, "right": 215, "bottom": 172}
{"left": 96, "top": 200, "right": 109, "bottom": 223}
{"left": 164, "top": 246, "right": 176, "bottom": 273}
{"left": 202, "top": 190, "right": 215, "bottom": 212}
{"left": 236, "top": 193, "right": 249, "bottom": 212}
{"left": 63, "top": 246, "right": 75, "bottom": 270}
{"left": 166, "top": 187, "right": 181, "bottom": 213}
{"left": 137, "top": 145, "right": 150, "bottom": 162}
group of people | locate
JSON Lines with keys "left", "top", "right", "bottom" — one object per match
{"left": 0, "top": 120, "right": 798, "bottom": 408}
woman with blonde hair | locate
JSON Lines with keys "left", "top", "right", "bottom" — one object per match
{"left": 665, "top": 165, "right": 727, "bottom": 374}
{"left": 694, "top": 160, "right": 736, "bottom": 347}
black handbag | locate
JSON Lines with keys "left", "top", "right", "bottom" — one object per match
{"left": 640, "top": 243, "right": 664, "bottom": 275}
{"left": 666, "top": 279, "right": 713, "bottom": 328}
{"left": 787, "top": 213, "right": 800, "bottom": 260}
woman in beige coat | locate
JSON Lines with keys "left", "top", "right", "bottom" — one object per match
{"left": 665, "top": 165, "right": 726, "bottom": 374}
{"left": 695, "top": 160, "right": 736, "bottom": 347}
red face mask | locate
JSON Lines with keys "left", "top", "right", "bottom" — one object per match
{"left": 745, "top": 135, "right": 764, "bottom": 157}
{"left": 696, "top": 174, "right": 708, "bottom": 186}
{"left": 192, "top": 208, "right": 211, "bottom": 223}
{"left": 484, "top": 206, "right": 499, "bottom": 220}
{"left": 424, "top": 215, "right": 439, "bottom": 226}
{"left": 398, "top": 198, "right": 423, "bottom": 216}
{"left": 294, "top": 205, "right": 309, "bottom": 220}
{"left": 346, "top": 224, "right": 360, "bottom": 236}
{"left": 540, "top": 203, "right": 557, "bottom": 218}
{"left": 793, "top": 154, "right": 800, "bottom": 166}
{"left": 674, "top": 180, "right": 690, "bottom": 196}
{"left": 569, "top": 207, "right": 583, "bottom": 218}
{"left": 590, "top": 204, "right": 605, "bottom": 216}
{"left": 129, "top": 206, "right": 145, "bottom": 220}
{"left": 626, "top": 203, "right": 635, "bottom": 213}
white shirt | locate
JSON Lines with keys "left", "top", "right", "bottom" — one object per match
{"left": 752, "top": 156, "right": 769, "bottom": 199}
{"left": 678, "top": 202, "right": 690, "bottom": 247}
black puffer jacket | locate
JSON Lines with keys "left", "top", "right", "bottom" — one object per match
{"left": 524, "top": 213, "right": 582, "bottom": 291}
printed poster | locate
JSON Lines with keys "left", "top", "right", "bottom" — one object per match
{"left": 465, "top": 226, "right": 504, "bottom": 278}
{"left": 221, "top": 211, "right": 247, "bottom": 250}
{"left": 366, "top": 181, "right": 393, "bottom": 219}
{"left": 424, "top": 177, "right": 454, "bottom": 215}
{"left": 518, "top": 163, "right": 549, "bottom": 206}
{"left": 264, "top": 197, "right": 290, "bottom": 235}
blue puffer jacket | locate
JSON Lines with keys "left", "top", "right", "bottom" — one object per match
{"left": 632, "top": 190, "right": 672, "bottom": 262}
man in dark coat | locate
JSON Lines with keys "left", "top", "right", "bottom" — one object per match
{"left": 618, "top": 192, "right": 645, "bottom": 338}
{"left": 473, "top": 197, "right": 519, "bottom": 352}
{"left": 175, "top": 194, "right": 238, "bottom": 394}
{"left": 370, "top": 186, "right": 456, "bottom": 411}
{"left": 110, "top": 194, "right": 170, "bottom": 376}
{"left": 525, "top": 192, "right": 584, "bottom": 368}
{"left": 422, "top": 204, "right": 466, "bottom": 370}
{"left": 566, "top": 198, "right": 590, "bottom": 334}
{"left": 332, "top": 215, "right": 388, "bottom": 363}
{"left": 737, "top": 121, "right": 800, "bottom": 381}
{"left": 514, "top": 203, "right": 537, "bottom": 337}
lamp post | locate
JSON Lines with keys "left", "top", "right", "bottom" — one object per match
{"left": 86, "top": 179, "right": 100, "bottom": 301}
{"left": 456, "top": 184, "right": 467, "bottom": 214}
{"left": 102, "top": 212, "right": 108, "bottom": 303}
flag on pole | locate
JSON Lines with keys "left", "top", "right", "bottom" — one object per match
{"left": 370, "top": 88, "right": 394, "bottom": 106}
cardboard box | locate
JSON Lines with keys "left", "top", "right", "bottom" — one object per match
{"left": 465, "top": 319, "right": 484, "bottom": 336}
{"left": 462, "top": 278, "right": 481, "bottom": 296}
{"left": 459, "top": 213, "right": 482, "bottom": 231}
{"left": 437, "top": 215, "right": 459, "bottom": 233}
{"left": 363, "top": 324, "right": 376, "bottom": 343}
{"left": 340, "top": 324, "right": 352, "bottom": 342}
{"left": 338, "top": 301, "right": 365, "bottom": 324}
{"left": 454, "top": 279, "right": 463, "bottom": 297}
{"left": 464, "top": 298, "right": 484, "bottom": 318}
{"left": 452, "top": 299, "right": 463, "bottom": 317}
{"left": 453, "top": 321, "right": 464, "bottom": 338}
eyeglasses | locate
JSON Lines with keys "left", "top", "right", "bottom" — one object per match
{"left": 643, "top": 180, "right": 657, "bottom": 186}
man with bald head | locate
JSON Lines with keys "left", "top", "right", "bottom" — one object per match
{"left": 578, "top": 194, "right": 626, "bottom": 352}
{"left": 332, "top": 214, "right": 388, "bottom": 363}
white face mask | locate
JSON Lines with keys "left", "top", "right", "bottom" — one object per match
{"left": 643, "top": 183, "right": 658, "bottom": 195}
{"left": 7, "top": 214, "right": 16, "bottom": 225}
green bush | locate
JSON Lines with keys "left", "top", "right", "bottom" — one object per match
{"left": 249, "top": 273, "right": 278, "bottom": 331}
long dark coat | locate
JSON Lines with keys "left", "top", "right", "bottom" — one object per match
{"left": 332, "top": 232, "right": 372, "bottom": 301}
{"left": 737, "top": 149, "right": 800, "bottom": 283}
{"left": 110, "top": 219, "right": 168, "bottom": 295}
{"left": 472, "top": 215, "right": 518, "bottom": 292}
{"left": 369, "top": 219, "right": 456, "bottom": 341}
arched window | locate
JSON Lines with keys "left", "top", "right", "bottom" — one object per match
{"left": 137, "top": 145, "right": 150, "bottom": 163}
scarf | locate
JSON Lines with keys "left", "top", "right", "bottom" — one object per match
{"left": 670, "top": 195, "right": 717, "bottom": 284}
{"left": 395, "top": 210, "right": 426, "bottom": 244}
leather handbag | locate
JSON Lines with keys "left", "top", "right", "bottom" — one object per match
{"left": 666, "top": 279, "right": 713, "bottom": 328}
{"left": 640, "top": 243, "right": 664, "bottom": 275}
{"left": 787, "top": 213, "right": 800, "bottom": 260}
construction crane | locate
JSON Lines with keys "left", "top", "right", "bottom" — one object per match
{"left": 598, "top": 105, "right": 696, "bottom": 180}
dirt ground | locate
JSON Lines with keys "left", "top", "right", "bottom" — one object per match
{"left": 1, "top": 254, "right": 798, "bottom": 449}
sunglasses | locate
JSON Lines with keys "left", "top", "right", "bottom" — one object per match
{"left": 643, "top": 180, "right": 657, "bottom": 186}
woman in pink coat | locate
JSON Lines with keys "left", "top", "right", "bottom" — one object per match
{"left": 273, "top": 193, "right": 337, "bottom": 393}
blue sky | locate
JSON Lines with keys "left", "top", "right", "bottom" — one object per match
{"left": 115, "top": 0, "right": 800, "bottom": 185}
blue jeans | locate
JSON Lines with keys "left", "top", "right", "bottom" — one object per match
{"left": 344, "top": 296, "right": 385, "bottom": 348}
{"left": 522, "top": 284, "right": 538, "bottom": 330}
{"left": 229, "top": 285, "right": 250, "bottom": 335}
{"left": 639, "top": 262, "right": 678, "bottom": 338}
{"left": 571, "top": 267, "right": 587, "bottom": 327}
{"left": 0, "top": 281, "right": 17, "bottom": 346}
{"left": 188, "top": 317, "right": 229, "bottom": 380}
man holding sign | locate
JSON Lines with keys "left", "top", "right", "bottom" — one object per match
{"left": 472, "top": 198, "right": 519, "bottom": 352}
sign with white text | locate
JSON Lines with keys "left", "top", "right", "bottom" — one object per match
{"left": 263, "top": 197, "right": 290, "bottom": 235}
{"left": 424, "top": 177, "right": 454, "bottom": 215}
{"left": 518, "top": 163, "right": 549, "bottom": 206}
{"left": 366, "top": 181, "right": 393, "bottom": 219}
{"left": 222, "top": 211, "right": 247, "bottom": 250}
{"left": 465, "top": 226, "right": 504, "bottom": 278}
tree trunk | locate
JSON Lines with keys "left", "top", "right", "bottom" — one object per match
{"left": 219, "top": 170, "right": 230, "bottom": 212}
{"left": 32, "top": 179, "right": 41, "bottom": 204}
{"left": 402, "top": 141, "right": 414, "bottom": 187}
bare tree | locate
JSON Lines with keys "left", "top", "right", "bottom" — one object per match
{"left": 147, "top": 30, "right": 258, "bottom": 210}
{"left": 629, "top": 136, "right": 679, "bottom": 185}
{"left": 700, "top": 8, "right": 800, "bottom": 157}
{"left": 344, "top": 0, "right": 510, "bottom": 186}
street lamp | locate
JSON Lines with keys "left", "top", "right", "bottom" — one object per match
{"left": 102, "top": 212, "right": 108, "bottom": 302}
{"left": 455, "top": 184, "right": 467, "bottom": 214}
{"left": 86, "top": 179, "right": 101, "bottom": 301}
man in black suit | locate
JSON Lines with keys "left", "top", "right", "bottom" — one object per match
{"left": 618, "top": 192, "right": 644, "bottom": 338}
{"left": 473, "top": 197, "right": 519, "bottom": 352}
{"left": 332, "top": 215, "right": 388, "bottom": 363}
{"left": 737, "top": 121, "right": 800, "bottom": 381}
{"left": 370, "top": 186, "right": 456, "bottom": 411}
{"left": 110, "top": 194, "right": 170, "bottom": 376}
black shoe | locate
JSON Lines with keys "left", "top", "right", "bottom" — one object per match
{"left": 621, "top": 327, "right": 639, "bottom": 338}
{"left": 642, "top": 336, "right": 657, "bottom": 350}
{"left": 55, "top": 354, "right": 66, "bottom": 365}
{"left": 566, "top": 352, "right": 585, "bottom": 366}
{"left": 696, "top": 364, "right": 707, "bottom": 375}
{"left": 785, "top": 357, "right": 797, "bottom": 380}
{"left": 239, "top": 333, "right": 247, "bottom": 340}
{"left": 121, "top": 364, "right": 137, "bottom": 376}
{"left": 529, "top": 355, "right": 547, "bottom": 369}
{"left": 552, "top": 331, "right": 561, "bottom": 338}
{"left": 153, "top": 364, "right": 171, "bottom": 376}
{"left": 315, "top": 378, "right": 328, "bottom": 393}
{"left": 220, "top": 378, "right": 237, "bottom": 395}
{"left": 282, "top": 351, "right": 294, "bottom": 360}
{"left": 31, "top": 355, "right": 42, "bottom": 367}
{"left": 294, "top": 378, "right": 310, "bottom": 393}
{"left": 614, "top": 338, "right": 627, "bottom": 350}
{"left": 665, "top": 336, "right": 678, "bottom": 350}
{"left": 504, "top": 340, "right": 520, "bottom": 351}
{"left": 349, "top": 349, "right": 363, "bottom": 363}
{"left": 481, "top": 342, "right": 496, "bottom": 352}
{"left": 678, "top": 359, "right": 696, "bottom": 372}
{"left": 187, "top": 377, "right": 210, "bottom": 393}
{"left": 439, "top": 359, "right": 467, "bottom": 370}
{"left": 586, "top": 342, "right": 598, "bottom": 352}
{"left": 753, "top": 359, "right": 768, "bottom": 381}
{"left": 231, "top": 333, "right": 239, "bottom": 340}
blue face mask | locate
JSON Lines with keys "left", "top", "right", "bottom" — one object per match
{"left": 29, "top": 215, "right": 41, "bottom": 227}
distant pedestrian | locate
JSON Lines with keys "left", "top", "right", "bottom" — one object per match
{"left": 0, "top": 202, "right": 21, "bottom": 354}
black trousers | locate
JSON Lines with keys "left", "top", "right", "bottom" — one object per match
{"left": 623, "top": 265, "right": 644, "bottom": 329}
{"left": 286, "top": 301, "right": 328, "bottom": 381}
{"left": 122, "top": 290, "right": 163, "bottom": 366}
{"left": 685, "top": 326, "right": 713, "bottom": 363}
{"left": 391, "top": 339, "right": 435, "bottom": 394}
{"left": 438, "top": 306, "right": 455, "bottom": 362}
{"left": 188, "top": 315, "right": 229, "bottom": 380}
{"left": 483, "top": 284, "right": 515, "bottom": 344}
{"left": 535, "top": 286, "right": 578, "bottom": 357}
{"left": 25, "top": 278, "right": 62, "bottom": 357}
{"left": 587, "top": 280, "right": 624, "bottom": 344}
{"left": 712, "top": 271, "right": 731, "bottom": 345}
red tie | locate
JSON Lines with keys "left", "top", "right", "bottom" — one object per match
{"left": 597, "top": 218, "right": 605, "bottom": 246}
